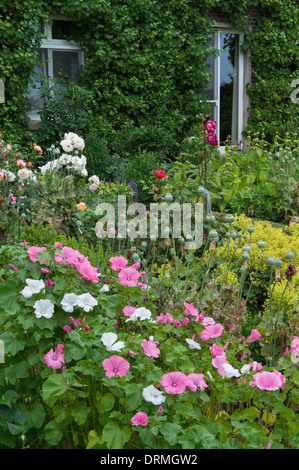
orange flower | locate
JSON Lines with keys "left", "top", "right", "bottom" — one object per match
{"left": 28, "top": 162, "right": 32, "bottom": 166}
{"left": 77, "top": 202, "right": 87, "bottom": 211}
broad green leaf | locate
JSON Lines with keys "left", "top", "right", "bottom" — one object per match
{"left": 5, "top": 361, "right": 30, "bottom": 385}
{"left": 29, "top": 402, "right": 46, "bottom": 429}
{"left": 96, "top": 392, "right": 115, "bottom": 414}
{"left": 0, "top": 332, "right": 26, "bottom": 356}
{"left": 86, "top": 429, "right": 106, "bottom": 449}
{"left": 0, "top": 430, "right": 15, "bottom": 448}
{"left": 124, "top": 383, "right": 143, "bottom": 410}
{"left": 0, "top": 280, "right": 19, "bottom": 315}
{"left": 101, "top": 422, "right": 131, "bottom": 449}
{"left": 42, "top": 374, "right": 68, "bottom": 406}
{"left": 160, "top": 423, "right": 181, "bottom": 446}
{"left": 44, "top": 419, "right": 63, "bottom": 446}
{"left": 71, "top": 402, "right": 90, "bottom": 425}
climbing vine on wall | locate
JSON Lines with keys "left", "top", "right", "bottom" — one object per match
{"left": 0, "top": 0, "right": 298, "bottom": 148}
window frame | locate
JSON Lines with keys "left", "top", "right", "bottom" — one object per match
{"left": 204, "top": 27, "right": 244, "bottom": 153}
{"left": 28, "top": 18, "right": 84, "bottom": 123}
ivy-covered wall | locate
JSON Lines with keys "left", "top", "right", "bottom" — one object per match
{"left": 0, "top": 0, "right": 298, "bottom": 149}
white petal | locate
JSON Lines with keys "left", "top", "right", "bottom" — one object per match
{"left": 101, "top": 332, "right": 118, "bottom": 348}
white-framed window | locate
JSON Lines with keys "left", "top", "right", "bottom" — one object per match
{"left": 204, "top": 28, "right": 244, "bottom": 150}
{"left": 27, "top": 17, "right": 84, "bottom": 122}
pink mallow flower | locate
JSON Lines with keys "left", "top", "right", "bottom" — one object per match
{"left": 202, "top": 316, "right": 216, "bottom": 326}
{"left": 186, "top": 373, "right": 208, "bottom": 392}
{"left": 27, "top": 246, "right": 48, "bottom": 263}
{"left": 200, "top": 323, "right": 224, "bottom": 341}
{"left": 184, "top": 302, "right": 198, "bottom": 317}
{"left": 249, "top": 370, "right": 285, "bottom": 391}
{"left": 290, "top": 336, "right": 299, "bottom": 357}
{"left": 118, "top": 266, "right": 141, "bottom": 287}
{"left": 156, "top": 312, "right": 174, "bottom": 324}
{"left": 123, "top": 306, "right": 138, "bottom": 317}
{"left": 76, "top": 259, "right": 100, "bottom": 283}
{"left": 212, "top": 355, "right": 228, "bottom": 376}
{"left": 160, "top": 371, "right": 187, "bottom": 395}
{"left": 247, "top": 329, "right": 261, "bottom": 343}
{"left": 43, "top": 344, "right": 65, "bottom": 369}
{"left": 210, "top": 343, "right": 226, "bottom": 358}
{"left": 141, "top": 339, "right": 160, "bottom": 358}
{"left": 131, "top": 411, "right": 148, "bottom": 426}
{"left": 102, "top": 355, "right": 130, "bottom": 378}
{"left": 109, "top": 256, "right": 128, "bottom": 271}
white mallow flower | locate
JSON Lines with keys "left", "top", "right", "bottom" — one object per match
{"left": 240, "top": 364, "right": 251, "bottom": 374}
{"left": 186, "top": 338, "right": 201, "bottom": 350}
{"left": 61, "top": 293, "right": 79, "bottom": 313}
{"left": 222, "top": 363, "right": 241, "bottom": 378}
{"left": 34, "top": 299, "right": 54, "bottom": 319}
{"left": 125, "top": 307, "right": 152, "bottom": 322}
{"left": 99, "top": 284, "right": 109, "bottom": 293}
{"left": 20, "top": 279, "right": 45, "bottom": 298}
{"left": 143, "top": 385, "right": 166, "bottom": 405}
{"left": 101, "top": 332, "right": 125, "bottom": 352}
{"left": 77, "top": 293, "right": 98, "bottom": 312}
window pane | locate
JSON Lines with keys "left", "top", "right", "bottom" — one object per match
{"left": 219, "top": 33, "right": 239, "bottom": 144}
{"left": 52, "top": 50, "right": 80, "bottom": 81}
{"left": 52, "top": 20, "right": 74, "bottom": 39}
{"left": 27, "top": 49, "right": 47, "bottom": 114}
{"left": 203, "top": 33, "right": 217, "bottom": 101}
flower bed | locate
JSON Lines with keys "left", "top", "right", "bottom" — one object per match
{"left": 0, "top": 130, "right": 298, "bottom": 450}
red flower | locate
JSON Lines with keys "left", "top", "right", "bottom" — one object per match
{"left": 205, "top": 120, "right": 217, "bottom": 133}
{"left": 155, "top": 169, "right": 166, "bottom": 179}
{"left": 206, "top": 132, "right": 218, "bottom": 147}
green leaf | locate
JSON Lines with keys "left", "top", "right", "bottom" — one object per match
{"left": 124, "top": 383, "right": 143, "bottom": 410}
{"left": 42, "top": 374, "right": 68, "bottom": 406}
{"left": 96, "top": 392, "right": 115, "bottom": 414}
{"left": 0, "top": 390, "right": 19, "bottom": 408}
{"left": 44, "top": 419, "right": 63, "bottom": 446}
{"left": 86, "top": 429, "right": 106, "bottom": 449}
{"left": 5, "top": 361, "right": 30, "bottom": 385}
{"left": 71, "top": 402, "right": 90, "bottom": 426}
{"left": 101, "top": 422, "right": 131, "bottom": 449}
{"left": 0, "top": 280, "right": 19, "bottom": 315}
{"left": 29, "top": 402, "right": 46, "bottom": 429}
{"left": 0, "top": 332, "right": 26, "bottom": 356}
{"left": 160, "top": 423, "right": 181, "bottom": 446}
{"left": 0, "top": 430, "right": 15, "bottom": 448}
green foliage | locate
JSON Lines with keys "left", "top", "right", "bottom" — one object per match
{"left": 84, "top": 133, "right": 112, "bottom": 180}
{"left": 22, "top": 223, "right": 98, "bottom": 265}
{"left": 0, "top": 1, "right": 49, "bottom": 145}
{"left": 241, "top": 0, "right": 299, "bottom": 141}
{"left": 35, "top": 78, "right": 94, "bottom": 149}
{"left": 120, "top": 150, "right": 160, "bottom": 204}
